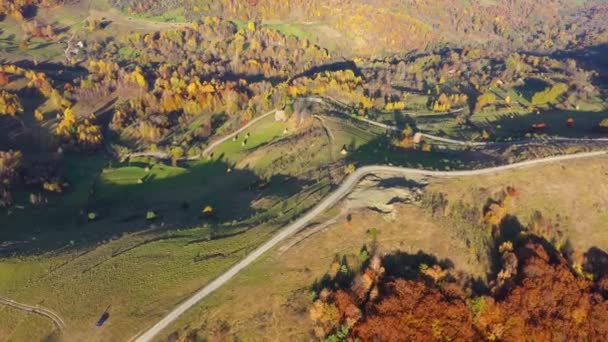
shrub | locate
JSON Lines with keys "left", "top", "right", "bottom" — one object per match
{"left": 531, "top": 83, "right": 568, "bottom": 105}
{"left": 146, "top": 211, "right": 157, "bottom": 220}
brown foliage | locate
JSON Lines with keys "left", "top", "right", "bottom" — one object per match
{"left": 353, "top": 279, "right": 477, "bottom": 341}
{"left": 476, "top": 241, "right": 608, "bottom": 341}
{"left": 311, "top": 235, "right": 608, "bottom": 341}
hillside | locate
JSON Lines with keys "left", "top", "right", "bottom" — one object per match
{"left": 108, "top": 0, "right": 608, "bottom": 54}
{"left": 0, "top": 0, "right": 607, "bottom": 341}
{"left": 163, "top": 155, "right": 608, "bottom": 341}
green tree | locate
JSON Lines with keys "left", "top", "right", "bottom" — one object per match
{"left": 474, "top": 93, "right": 496, "bottom": 112}
{"left": 170, "top": 146, "right": 184, "bottom": 167}
{"left": 531, "top": 83, "right": 568, "bottom": 105}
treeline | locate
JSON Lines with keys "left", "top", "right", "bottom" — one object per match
{"left": 357, "top": 48, "right": 599, "bottom": 114}
{"left": 70, "top": 40, "right": 602, "bottom": 150}
{"left": 79, "top": 17, "right": 334, "bottom": 146}
{"left": 0, "top": 0, "right": 63, "bottom": 21}
{"left": 0, "top": 148, "right": 64, "bottom": 208}
{"left": 311, "top": 230, "right": 608, "bottom": 341}
{"left": 0, "top": 63, "right": 95, "bottom": 207}
{"left": 107, "top": 0, "right": 608, "bottom": 54}
{"left": 0, "top": 150, "right": 22, "bottom": 207}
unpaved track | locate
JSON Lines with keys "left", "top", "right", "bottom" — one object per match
{"left": 0, "top": 296, "right": 66, "bottom": 330}
{"left": 133, "top": 150, "right": 608, "bottom": 342}
{"left": 201, "top": 110, "right": 277, "bottom": 157}
{"left": 310, "top": 96, "right": 608, "bottom": 147}
{"left": 125, "top": 97, "right": 608, "bottom": 161}
{"left": 123, "top": 110, "right": 277, "bottom": 161}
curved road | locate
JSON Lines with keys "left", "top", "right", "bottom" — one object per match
{"left": 309, "top": 96, "right": 608, "bottom": 147}
{"left": 123, "top": 110, "right": 277, "bottom": 161}
{"left": 124, "top": 97, "right": 608, "bottom": 161}
{"left": 201, "top": 109, "right": 277, "bottom": 157}
{"left": 134, "top": 150, "right": 608, "bottom": 342}
{"left": 0, "top": 296, "right": 66, "bottom": 330}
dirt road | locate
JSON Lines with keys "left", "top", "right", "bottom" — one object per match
{"left": 133, "top": 150, "right": 608, "bottom": 342}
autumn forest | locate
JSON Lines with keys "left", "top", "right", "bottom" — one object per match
{"left": 0, "top": 0, "right": 607, "bottom": 341}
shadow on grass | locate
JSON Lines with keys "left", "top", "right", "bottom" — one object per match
{"left": 0, "top": 154, "right": 316, "bottom": 256}
{"left": 485, "top": 109, "right": 608, "bottom": 139}
{"left": 346, "top": 135, "right": 493, "bottom": 170}
{"left": 514, "top": 78, "right": 550, "bottom": 102}
{"left": 584, "top": 247, "right": 608, "bottom": 280}
{"left": 382, "top": 251, "right": 454, "bottom": 280}
{"left": 549, "top": 43, "right": 608, "bottom": 88}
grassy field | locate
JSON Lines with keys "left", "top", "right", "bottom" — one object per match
{"left": 0, "top": 113, "right": 336, "bottom": 340}
{"left": 0, "top": 305, "right": 58, "bottom": 341}
{"left": 162, "top": 203, "right": 479, "bottom": 341}
{"left": 427, "top": 154, "right": 608, "bottom": 252}
{"left": 161, "top": 154, "right": 608, "bottom": 341}
{"left": 210, "top": 116, "right": 288, "bottom": 167}
{"left": 1, "top": 110, "right": 476, "bottom": 340}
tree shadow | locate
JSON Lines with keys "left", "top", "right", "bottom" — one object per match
{"left": 11, "top": 60, "right": 88, "bottom": 80}
{"left": 584, "top": 247, "right": 608, "bottom": 279}
{"left": 514, "top": 78, "right": 550, "bottom": 102}
{"left": 21, "top": 5, "right": 38, "bottom": 19}
{"left": 292, "top": 60, "right": 363, "bottom": 80}
{"left": 548, "top": 43, "right": 608, "bottom": 89}
{"left": 382, "top": 250, "right": 454, "bottom": 280}
{"left": 487, "top": 109, "right": 608, "bottom": 139}
{"left": 0, "top": 156, "right": 316, "bottom": 257}
{"left": 310, "top": 254, "right": 356, "bottom": 293}
{"left": 346, "top": 135, "right": 491, "bottom": 170}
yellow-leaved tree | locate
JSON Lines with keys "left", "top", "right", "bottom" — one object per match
{"left": 0, "top": 90, "right": 23, "bottom": 116}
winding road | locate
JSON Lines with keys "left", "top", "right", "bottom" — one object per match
{"left": 201, "top": 110, "right": 278, "bottom": 157}
{"left": 309, "top": 96, "right": 608, "bottom": 147}
{"left": 124, "top": 97, "right": 608, "bottom": 161}
{"left": 122, "top": 110, "right": 277, "bottom": 161}
{"left": 0, "top": 296, "right": 66, "bottom": 331}
{"left": 133, "top": 150, "right": 608, "bottom": 342}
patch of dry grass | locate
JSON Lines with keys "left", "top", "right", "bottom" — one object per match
{"left": 429, "top": 155, "right": 608, "bottom": 252}
{"left": 164, "top": 156, "right": 608, "bottom": 341}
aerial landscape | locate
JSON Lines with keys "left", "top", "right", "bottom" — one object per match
{"left": 0, "top": 0, "right": 608, "bottom": 341}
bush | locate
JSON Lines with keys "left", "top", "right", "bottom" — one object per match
{"left": 146, "top": 211, "right": 157, "bottom": 220}
{"left": 531, "top": 83, "right": 568, "bottom": 105}
{"left": 474, "top": 93, "right": 496, "bottom": 112}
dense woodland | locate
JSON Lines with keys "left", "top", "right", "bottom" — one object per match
{"left": 0, "top": 1, "right": 607, "bottom": 340}
{"left": 105, "top": 0, "right": 608, "bottom": 54}
{"left": 310, "top": 229, "right": 608, "bottom": 341}
{"left": 0, "top": 9, "right": 606, "bottom": 208}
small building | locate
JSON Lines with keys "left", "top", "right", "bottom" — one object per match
{"left": 413, "top": 132, "right": 423, "bottom": 144}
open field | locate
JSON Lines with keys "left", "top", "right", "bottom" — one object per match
{"left": 427, "top": 155, "right": 608, "bottom": 252}
{"left": 0, "top": 304, "right": 58, "bottom": 341}
{"left": 0, "top": 106, "right": 487, "bottom": 341}
{"left": 162, "top": 154, "right": 608, "bottom": 341}
{"left": 164, "top": 203, "right": 478, "bottom": 341}
{"left": 1, "top": 82, "right": 606, "bottom": 342}
{"left": 1, "top": 1, "right": 608, "bottom": 340}
{"left": 0, "top": 114, "right": 336, "bottom": 341}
